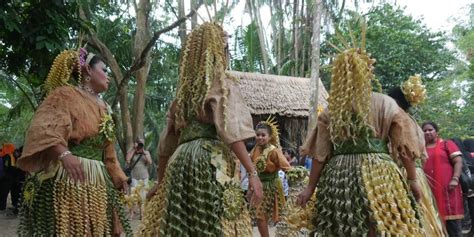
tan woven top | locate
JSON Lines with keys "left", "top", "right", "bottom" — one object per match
{"left": 18, "top": 86, "right": 128, "bottom": 187}
{"left": 251, "top": 145, "right": 291, "bottom": 173}
{"left": 302, "top": 92, "right": 421, "bottom": 163}
{"left": 158, "top": 76, "right": 256, "bottom": 157}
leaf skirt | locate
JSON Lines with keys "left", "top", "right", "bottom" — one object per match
{"left": 18, "top": 157, "right": 131, "bottom": 236}
{"left": 313, "top": 153, "right": 423, "bottom": 236}
{"left": 137, "top": 138, "right": 251, "bottom": 237}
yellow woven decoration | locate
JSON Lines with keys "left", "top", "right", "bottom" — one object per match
{"left": 328, "top": 48, "right": 376, "bottom": 143}
{"left": 401, "top": 74, "right": 426, "bottom": 106}
{"left": 44, "top": 50, "right": 81, "bottom": 94}
{"left": 174, "top": 22, "right": 232, "bottom": 131}
{"left": 257, "top": 117, "right": 280, "bottom": 147}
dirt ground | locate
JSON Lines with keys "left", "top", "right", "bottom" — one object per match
{"left": 0, "top": 203, "right": 275, "bottom": 237}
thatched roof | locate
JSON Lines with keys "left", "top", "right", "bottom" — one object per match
{"left": 228, "top": 71, "right": 328, "bottom": 118}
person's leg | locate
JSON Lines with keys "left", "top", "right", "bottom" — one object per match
{"left": 446, "top": 219, "right": 463, "bottom": 237}
{"left": 0, "top": 173, "right": 13, "bottom": 211}
{"left": 468, "top": 196, "right": 474, "bottom": 235}
{"left": 462, "top": 195, "right": 471, "bottom": 234}
{"left": 256, "top": 218, "right": 270, "bottom": 237}
{"left": 10, "top": 169, "right": 22, "bottom": 213}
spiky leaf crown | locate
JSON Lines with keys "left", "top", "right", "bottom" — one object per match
{"left": 256, "top": 116, "right": 280, "bottom": 147}
{"left": 401, "top": 74, "right": 426, "bottom": 106}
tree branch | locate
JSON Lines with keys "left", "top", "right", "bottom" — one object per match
{"left": 113, "top": 2, "right": 202, "bottom": 105}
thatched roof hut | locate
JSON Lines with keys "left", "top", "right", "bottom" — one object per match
{"left": 228, "top": 71, "right": 328, "bottom": 150}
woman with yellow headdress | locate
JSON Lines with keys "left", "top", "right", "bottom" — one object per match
{"left": 388, "top": 75, "right": 447, "bottom": 236}
{"left": 250, "top": 118, "right": 291, "bottom": 237}
{"left": 17, "top": 48, "right": 131, "bottom": 236}
{"left": 137, "top": 22, "right": 263, "bottom": 236}
{"left": 297, "top": 43, "right": 424, "bottom": 235}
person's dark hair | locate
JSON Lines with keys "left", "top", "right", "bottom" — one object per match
{"left": 422, "top": 121, "right": 439, "bottom": 132}
{"left": 88, "top": 55, "right": 104, "bottom": 68}
{"left": 13, "top": 146, "right": 23, "bottom": 158}
{"left": 255, "top": 123, "right": 272, "bottom": 135}
{"left": 451, "top": 138, "right": 472, "bottom": 159}
{"left": 464, "top": 139, "right": 474, "bottom": 153}
{"left": 245, "top": 141, "right": 255, "bottom": 153}
{"left": 388, "top": 87, "right": 411, "bottom": 111}
{"left": 282, "top": 148, "right": 295, "bottom": 157}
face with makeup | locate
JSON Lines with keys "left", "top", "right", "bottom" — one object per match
{"left": 82, "top": 56, "right": 110, "bottom": 93}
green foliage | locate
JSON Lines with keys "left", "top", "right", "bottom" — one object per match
{"left": 417, "top": 4, "right": 474, "bottom": 139}
{"left": 321, "top": 4, "right": 455, "bottom": 90}
{"left": 232, "top": 23, "right": 265, "bottom": 72}
{"left": 0, "top": 1, "right": 81, "bottom": 145}
{"left": 0, "top": 74, "right": 35, "bottom": 145}
{"left": 417, "top": 63, "right": 473, "bottom": 138}
{"left": 0, "top": 1, "right": 80, "bottom": 86}
{"left": 452, "top": 4, "right": 474, "bottom": 59}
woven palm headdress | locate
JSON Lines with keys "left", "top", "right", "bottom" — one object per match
{"left": 43, "top": 47, "right": 96, "bottom": 94}
{"left": 327, "top": 17, "right": 382, "bottom": 144}
{"left": 401, "top": 74, "right": 426, "bottom": 106}
{"left": 174, "top": 2, "right": 236, "bottom": 131}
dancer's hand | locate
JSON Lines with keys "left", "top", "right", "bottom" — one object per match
{"left": 248, "top": 176, "right": 263, "bottom": 207}
{"left": 62, "top": 154, "right": 85, "bottom": 183}
{"left": 121, "top": 181, "right": 129, "bottom": 194}
{"left": 146, "top": 183, "right": 159, "bottom": 201}
{"left": 409, "top": 181, "right": 422, "bottom": 202}
{"left": 448, "top": 178, "right": 459, "bottom": 192}
{"left": 297, "top": 187, "right": 314, "bottom": 207}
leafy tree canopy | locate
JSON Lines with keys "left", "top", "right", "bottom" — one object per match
{"left": 321, "top": 4, "right": 455, "bottom": 90}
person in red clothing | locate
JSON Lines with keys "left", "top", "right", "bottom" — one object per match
{"left": 423, "top": 121, "right": 464, "bottom": 237}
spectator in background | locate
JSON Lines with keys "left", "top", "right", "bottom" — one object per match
{"left": 299, "top": 155, "right": 312, "bottom": 170}
{"left": 0, "top": 148, "right": 3, "bottom": 179}
{"left": 465, "top": 139, "right": 474, "bottom": 159}
{"left": 278, "top": 169, "right": 289, "bottom": 199}
{"left": 126, "top": 138, "right": 152, "bottom": 189}
{"left": 0, "top": 144, "right": 24, "bottom": 217}
{"left": 422, "top": 121, "right": 464, "bottom": 237}
{"left": 451, "top": 138, "right": 474, "bottom": 236}
{"left": 283, "top": 148, "right": 298, "bottom": 166}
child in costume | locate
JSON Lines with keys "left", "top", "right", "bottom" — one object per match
{"left": 389, "top": 75, "right": 446, "bottom": 236}
{"left": 298, "top": 34, "right": 424, "bottom": 235}
{"left": 137, "top": 22, "right": 263, "bottom": 237}
{"left": 251, "top": 119, "right": 291, "bottom": 237}
{"left": 17, "top": 48, "right": 131, "bottom": 236}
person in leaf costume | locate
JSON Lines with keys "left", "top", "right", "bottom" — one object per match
{"left": 250, "top": 118, "right": 291, "bottom": 237}
{"left": 17, "top": 48, "right": 131, "bottom": 236}
{"left": 137, "top": 22, "right": 263, "bottom": 237}
{"left": 298, "top": 31, "right": 424, "bottom": 235}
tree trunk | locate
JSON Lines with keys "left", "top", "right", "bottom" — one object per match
{"left": 191, "top": 0, "right": 198, "bottom": 29}
{"left": 132, "top": 0, "right": 152, "bottom": 141}
{"left": 269, "top": 2, "right": 278, "bottom": 73}
{"left": 119, "top": 86, "right": 134, "bottom": 151}
{"left": 277, "top": 0, "right": 284, "bottom": 75}
{"left": 300, "top": 0, "right": 309, "bottom": 76}
{"left": 178, "top": 0, "right": 187, "bottom": 45}
{"left": 293, "top": 0, "right": 299, "bottom": 76}
{"left": 308, "top": 0, "right": 323, "bottom": 130}
{"left": 249, "top": 0, "right": 270, "bottom": 73}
